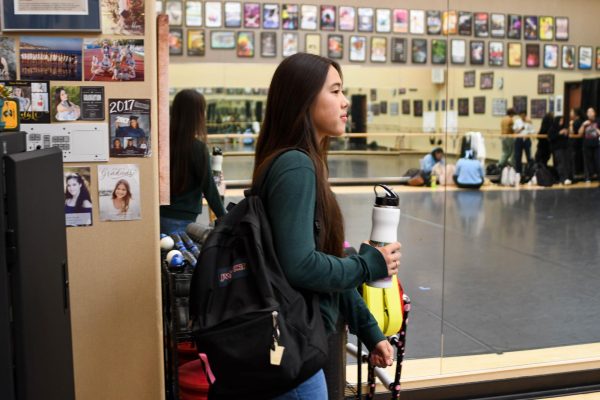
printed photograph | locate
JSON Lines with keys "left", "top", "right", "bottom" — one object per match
{"left": 339, "top": 6, "right": 355, "bottom": 31}
{"left": 410, "top": 10, "right": 425, "bottom": 34}
{"left": 0, "top": 38, "right": 17, "bottom": 80}
{"left": 282, "top": 4, "right": 299, "bottom": 30}
{"left": 544, "top": 44, "right": 559, "bottom": 69}
{"left": 463, "top": 70, "right": 476, "bottom": 88}
{"left": 539, "top": 17, "right": 554, "bottom": 41}
{"left": 327, "top": 35, "right": 343, "bottom": 59}
{"left": 109, "top": 98, "right": 151, "bottom": 158}
{"left": 20, "top": 36, "right": 83, "bottom": 81}
{"left": 64, "top": 166, "right": 93, "bottom": 227}
{"left": 555, "top": 17, "right": 569, "bottom": 41}
{"left": 186, "top": 1, "right": 203, "bottom": 26}
{"left": 205, "top": 1, "right": 222, "bottom": 27}
{"left": 562, "top": 45, "right": 576, "bottom": 70}
{"left": 442, "top": 10, "right": 457, "bottom": 35}
{"left": 169, "top": 28, "right": 183, "bottom": 55}
{"left": 538, "top": 74, "right": 555, "bottom": 94}
{"left": 187, "top": 30, "right": 206, "bottom": 56}
{"left": 211, "top": 31, "right": 236, "bottom": 49}
{"left": 370, "top": 37, "right": 387, "bottom": 63}
{"left": 480, "top": 72, "right": 494, "bottom": 90}
{"left": 392, "top": 9, "right": 408, "bottom": 33}
{"left": 98, "top": 164, "right": 142, "bottom": 221}
{"left": 391, "top": 37, "right": 407, "bottom": 63}
{"left": 376, "top": 9, "right": 391, "bottom": 33}
{"left": 432, "top": 39, "right": 447, "bottom": 65}
{"left": 470, "top": 40, "right": 485, "bottom": 65}
{"left": 357, "top": 7, "right": 374, "bottom": 32}
{"left": 300, "top": 4, "right": 318, "bottom": 30}
{"left": 243, "top": 3, "right": 260, "bottom": 28}
{"left": 166, "top": 1, "right": 183, "bottom": 25}
{"left": 1, "top": 80, "right": 50, "bottom": 123}
{"left": 282, "top": 33, "right": 298, "bottom": 57}
{"left": 526, "top": 44, "right": 540, "bottom": 68}
{"left": 451, "top": 39, "right": 466, "bottom": 64}
{"left": 426, "top": 10, "right": 441, "bottom": 35}
{"left": 524, "top": 16, "right": 538, "bottom": 40}
{"left": 457, "top": 12, "right": 472, "bottom": 36}
{"left": 474, "top": 96, "right": 486, "bottom": 114}
{"left": 51, "top": 85, "right": 81, "bottom": 122}
{"left": 402, "top": 99, "right": 410, "bottom": 115}
{"left": 236, "top": 31, "right": 254, "bottom": 57}
{"left": 102, "top": 0, "right": 145, "bottom": 34}
{"left": 349, "top": 36, "right": 367, "bottom": 62}
{"left": 597, "top": 48, "right": 600, "bottom": 71}
{"left": 263, "top": 4, "right": 279, "bottom": 29}
{"left": 412, "top": 38, "right": 427, "bottom": 64}
{"left": 507, "top": 15, "right": 522, "bottom": 39}
{"left": 489, "top": 42, "right": 504, "bottom": 66}
{"left": 490, "top": 14, "right": 505, "bottom": 38}
{"left": 531, "top": 99, "right": 547, "bottom": 119}
{"left": 84, "top": 39, "right": 144, "bottom": 82}
{"left": 305, "top": 34, "right": 320, "bottom": 55}
{"left": 413, "top": 100, "right": 423, "bottom": 117}
{"left": 320, "top": 5, "right": 336, "bottom": 31}
{"left": 224, "top": 2, "right": 241, "bottom": 27}
{"left": 261, "top": 32, "right": 277, "bottom": 57}
{"left": 458, "top": 98, "right": 469, "bottom": 117}
{"left": 474, "top": 13, "right": 489, "bottom": 38}
{"left": 512, "top": 96, "right": 527, "bottom": 115}
{"left": 579, "top": 46, "right": 593, "bottom": 70}
{"left": 508, "top": 42, "right": 522, "bottom": 67}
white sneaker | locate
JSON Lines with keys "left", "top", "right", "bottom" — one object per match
{"left": 585, "top": 180, "right": 592, "bottom": 184}
{"left": 564, "top": 179, "right": 572, "bottom": 185}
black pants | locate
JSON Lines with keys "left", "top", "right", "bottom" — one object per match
{"left": 583, "top": 145, "right": 600, "bottom": 180}
{"left": 454, "top": 175, "right": 483, "bottom": 189}
{"left": 569, "top": 139, "right": 584, "bottom": 177}
{"left": 535, "top": 139, "right": 552, "bottom": 167}
{"left": 514, "top": 138, "right": 532, "bottom": 174}
{"left": 553, "top": 147, "right": 571, "bottom": 183}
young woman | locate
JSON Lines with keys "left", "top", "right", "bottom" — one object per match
{"left": 454, "top": 150, "right": 485, "bottom": 189}
{"left": 111, "top": 179, "right": 133, "bottom": 216}
{"left": 54, "top": 87, "right": 81, "bottom": 121}
{"left": 252, "top": 53, "right": 401, "bottom": 399}
{"left": 578, "top": 107, "right": 600, "bottom": 182}
{"left": 159, "top": 89, "right": 225, "bottom": 233}
{"left": 64, "top": 173, "right": 92, "bottom": 226}
{"left": 549, "top": 116, "right": 570, "bottom": 184}
{"left": 535, "top": 112, "right": 554, "bottom": 167}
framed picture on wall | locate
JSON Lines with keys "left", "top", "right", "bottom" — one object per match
{"left": 236, "top": 31, "right": 254, "bottom": 57}
{"left": 376, "top": 9, "right": 391, "bottom": 33}
{"left": 1, "top": 0, "right": 101, "bottom": 31}
{"left": 555, "top": 17, "right": 569, "bottom": 41}
{"left": 544, "top": 44, "right": 559, "bottom": 69}
{"left": 492, "top": 98, "right": 508, "bottom": 116}
{"left": 413, "top": 100, "right": 423, "bottom": 117}
{"left": 187, "top": 30, "right": 205, "bottom": 56}
{"left": 513, "top": 96, "right": 528, "bottom": 114}
{"left": 186, "top": 1, "right": 203, "bottom": 27}
{"left": 432, "top": 39, "right": 447, "bottom": 65}
{"left": 282, "top": 32, "right": 299, "bottom": 57}
{"left": 526, "top": 44, "right": 540, "bottom": 68}
{"left": 349, "top": 36, "right": 366, "bottom": 62}
{"left": 579, "top": 46, "right": 593, "bottom": 70}
{"left": 224, "top": 2, "right": 242, "bottom": 28}
{"left": 393, "top": 9, "right": 409, "bottom": 33}
{"left": 402, "top": 99, "right": 410, "bottom": 115}
{"left": 169, "top": 28, "right": 183, "bottom": 55}
{"left": 412, "top": 38, "right": 427, "bottom": 64}
{"left": 205, "top": 2, "right": 222, "bottom": 27}
{"left": 410, "top": 10, "right": 425, "bottom": 34}
{"left": 390, "top": 102, "right": 399, "bottom": 116}
{"left": 464, "top": 70, "right": 476, "bottom": 87}
{"left": 370, "top": 37, "right": 387, "bottom": 62}
{"left": 538, "top": 74, "right": 555, "bottom": 94}
{"left": 470, "top": 40, "right": 485, "bottom": 65}
{"left": 562, "top": 45, "right": 576, "bottom": 70}
{"left": 458, "top": 98, "right": 469, "bottom": 116}
{"left": 507, "top": 15, "right": 522, "bottom": 39}
{"left": 524, "top": 16, "right": 538, "bottom": 40}
{"left": 300, "top": 5, "right": 318, "bottom": 30}
{"left": 339, "top": 6, "right": 355, "bottom": 31}
{"left": 442, "top": 10, "right": 458, "bottom": 35}
{"left": 243, "top": 3, "right": 260, "bottom": 28}
{"left": 539, "top": 16, "right": 554, "bottom": 40}
{"left": 263, "top": 4, "right": 280, "bottom": 29}
{"left": 166, "top": 1, "right": 183, "bottom": 25}
{"left": 261, "top": 32, "right": 277, "bottom": 57}
{"left": 458, "top": 11, "right": 472, "bottom": 36}
{"left": 210, "top": 31, "right": 235, "bottom": 49}
{"left": 305, "top": 33, "right": 320, "bottom": 55}
{"left": 474, "top": 96, "right": 486, "bottom": 114}
{"left": 357, "top": 8, "right": 374, "bottom": 32}
{"left": 474, "top": 13, "right": 489, "bottom": 38}
{"left": 508, "top": 42, "right": 522, "bottom": 67}
{"left": 282, "top": 4, "right": 299, "bottom": 30}
{"left": 327, "top": 34, "right": 343, "bottom": 59}
{"left": 480, "top": 72, "right": 494, "bottom": 90}
{"left": 451, "top": 39, "right": 466, "bottom": 64}
{"left": 596, "top": 47, "right": 600, "bottom": 70}
{"left": 320, "top": 5, "right": 336, "bottom": 31}
{"left": 490, "top": 13, "right": 505, "bottom": 38}
{"left": 531, "top": 99, "right": 547, "bottom": 118}
{"left": 156, "top": 1, "right": 163, "bottom": 14}
{"left": 489, "top": 41, "right": 504, "bottom": 66}
{"left": 391, "top": 37, "right": 407, "bottom": 63}
{"left": 426, "top": 10, "right": 442, "bottom": 35}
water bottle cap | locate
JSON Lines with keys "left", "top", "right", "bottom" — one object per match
{"left": 374, "top": 184, "right": 399, "bottom": 207}
{"left": 212, "top": 146, "right": 223, "bottom": 156}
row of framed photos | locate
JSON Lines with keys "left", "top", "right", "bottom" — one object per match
{"left": 160, "top": 1, "right": 570, "bottom": 42}
{"left": 378, "top": 96, "right": 552, "bottom": 119}
{"left": 168, "top": 28, "right": 600, "bottom": 71}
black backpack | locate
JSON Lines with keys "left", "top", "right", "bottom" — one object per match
{"left": 535, "top": 164, "right": 555, "bottom": 187}
{"left": 189, "top": 150, "right": 328, "bottom": 399}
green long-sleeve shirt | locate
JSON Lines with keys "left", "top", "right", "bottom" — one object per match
{"left": 160, "top": 140, "right": 226, "bottom": 221}
{"left": 260, "top": 150, "right": 388, "bottom": 351}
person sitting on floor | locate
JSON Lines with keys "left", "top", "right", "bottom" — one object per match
{"left": 454, "top": 150, "right": 485, "bottom": 189}
{"left": 420, "top": 147, "right": 445, "bottom": 175}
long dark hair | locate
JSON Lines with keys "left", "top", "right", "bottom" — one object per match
{"left": 170, "top": 89, "right": 208, "bottom": 195}
{"left": 253, "top": 53, "right": 344, "bottom": 257}
{"left": 65, "top": 173, "right": 91, "bottom": 209}
{"left": 538, "top": 112, "right": 554, "bottom": 134}
{"left": 112, "top": 179, "right": 132, "bottom": 212}
{"left": 55, "top": 87, "right": 72, "bottom": 107}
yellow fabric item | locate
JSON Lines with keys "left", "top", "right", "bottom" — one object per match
{"left": 362, "top": 275, "right": 404, "bottom": 336}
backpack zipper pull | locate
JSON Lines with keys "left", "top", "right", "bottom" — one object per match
{"left": 270, "top": 311, "right": 285, "bottom": 366}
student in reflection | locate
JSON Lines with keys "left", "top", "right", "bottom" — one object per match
{"left": 454, "top": 150, "right": 485, "bottom": 189}
{"left": 64, "top": 173, "right": 93, "bottom": 226}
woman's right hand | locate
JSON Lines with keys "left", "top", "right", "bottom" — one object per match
{"left": 375, "top": 242, "right": 402, "bottom": 276}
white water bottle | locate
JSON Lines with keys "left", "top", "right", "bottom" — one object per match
{"left": 367, "top": 184, "right": 400, "bottom": 288}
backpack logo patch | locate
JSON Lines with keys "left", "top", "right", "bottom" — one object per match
{"left": 217, "top": 260, "right": 249, "bottom": 287}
